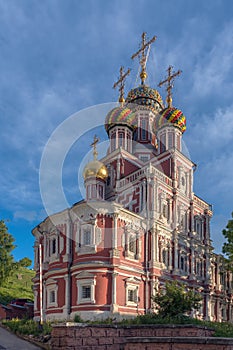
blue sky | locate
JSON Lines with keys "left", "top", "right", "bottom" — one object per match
{"left": 0, "top": 0, "right": 233, "bottom": 263}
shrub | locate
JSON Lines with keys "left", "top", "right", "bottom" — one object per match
{"left": 74, "top": 314, "right": 83, "bottom": 323}
{"left": 152, "top": 281, "right": 202, "bottom": 318}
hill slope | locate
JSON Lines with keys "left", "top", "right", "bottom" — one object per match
{"left": 0, "top": 267, "right": 35, "bottom": 305}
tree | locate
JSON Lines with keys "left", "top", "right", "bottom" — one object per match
{"left": 152, "top": 281, "right": 202, "bottom": 319}
{"left": 0, "top": 220, "right": 16, "bottom": 286}
{"left": 222, "top": 212, "right": 233, "bottom": 268}
{"left": 18, "top": 257, "right": 32, "bottom": 268}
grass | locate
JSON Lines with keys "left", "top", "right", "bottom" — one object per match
{"left": 88, "top": 314, "right": 233, "bottom": 338}
{"left": 2, "top": 313, "right": 233, "bottom": 339}
{"left": 2, "top": 318, "right": 52, "bottom": 336}
{"left": 0, "top": 266, "right": 35, "bottom": 305}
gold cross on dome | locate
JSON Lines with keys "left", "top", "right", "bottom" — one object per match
{"left": 91, "top": 135, "right": 99, "bottom": 160}
{"left": 158, "top": 65, "right": 182, "bottom": 108}
{"left": 113, "top": 66, "right": 131, "bottom": 104}
{"left": 131, "top": 32, "right": 157, "bottom": 85}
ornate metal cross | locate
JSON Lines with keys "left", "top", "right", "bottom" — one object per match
{"left": 91, "top": 135, "right": 99, "bottom": 160}
{"left": 131, "top": 32, "right": 157, "bottom": 84}
{"left": 113, "top": 66, "right": 131, "bottom": 104}
{"left": 158, "top": 65, "right": 182, "bottom": 108}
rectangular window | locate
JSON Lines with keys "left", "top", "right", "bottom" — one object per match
{"left": 128, "top": 289, "right": 136, "bottom": 302}
{"left": 83, "top": 230, "right": 91, "bottom": 245}
{"left": 111, "top": 134, "right": 116, "bottom": 151}
{"left": 118, "top": 132, "right": 124, "bottom": 148}
{"left": 98, "top": 185, "right": 103, "bottom": 199}
{"left": 52, "top": 238, "right": 56, "bottom": 254}
{"left": 160, "top": 134, "right": 166, "bottom": 152}
{"left": 129, "top": 236, "right": 137, "bottom": 254}
{"left": 168, "top": 132, "right": 173, "bottom": 149}
{"left": 162, "top": 249, "right": 167, "bottom": 265}
{"left": 82, "top": 286, "right": 91, "bottom": 299}
{"left": 49, "top": 290, "right": 55, "bottom": 303}
{"left": 141, "top": 119, "right": 147, "bottom": 140}
{"left": 92, "top": 185, "right": 97, "bottom": 198}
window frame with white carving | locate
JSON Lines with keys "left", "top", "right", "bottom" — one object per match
{"left": 125, "top": 277, "right": 141, "bottom": 306}
{"left": 76, "top": 274, "right": 96, "bottom": 304}
{"left": 77, "top": 223, "right": 102, "bottom": 255}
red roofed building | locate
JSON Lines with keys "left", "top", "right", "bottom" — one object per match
{"left": 32, "top": 35, "right": 232, "bottom": 323}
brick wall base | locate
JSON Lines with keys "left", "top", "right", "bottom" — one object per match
{"left": 51, "top": 324, "right": 233, "bottom": 350}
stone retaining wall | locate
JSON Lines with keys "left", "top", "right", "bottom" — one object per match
{"left": 51, "top": 323, "right": 233, "bottom": 350}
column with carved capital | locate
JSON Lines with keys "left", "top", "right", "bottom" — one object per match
{"left": 150, "top": 226, "right": 159, "bottom": 265}
{"left": 63, "top": 213, "right": 72, "bottom": 263}
{"left": 172, "top": 192, "right": 177, "bottom": 230}
{"left": 110, "top": 213, "right": 119, "bottom": 258}
{"left": 168, "top": 198, "right": 172, "bottom": 224}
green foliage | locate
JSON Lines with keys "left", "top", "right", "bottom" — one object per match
{"left": 74, "top": 314, "right": 83, "bottom": 322}
{"left": 18, "top": 257, "right": 32, "bottom": 268}
{"left": 0, "top": 266, "right": 35, "bottom": 304}
{"left": 222, "top": 212, "right": 233, "bottom": 269}
{"left": 152, "top": 281, "right": 202, "bottom": 318}
{"left": 2, "top": 318, "right": 52, "bottom": 336}
{"left": 0, "top": 220, "right": 16, "bottom": 286}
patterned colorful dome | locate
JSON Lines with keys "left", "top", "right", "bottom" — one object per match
{"left": 105, "top": 106, "right": 137, "bottom": 133}
{"left": 126, "top": 85, "right": 164, "bottom": 111}
{"left": 156, "top": 107, "right": 186, "bottom": 133}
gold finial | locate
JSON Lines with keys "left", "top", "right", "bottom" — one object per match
{"left": 91, "top": 135, "right": 99, "bottom": 160}
{"left": 131, "top": 32, "right": 157, "bottom": 85}
{"left": 158, "top": 65, "right": 182, "bottom": 108}
{"left": 113, "top": 66, "right": 131, "bottom": 104}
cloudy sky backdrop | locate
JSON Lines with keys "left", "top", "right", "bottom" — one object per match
{"left": 0, "top": 0, "right": 233, "bottom": 263}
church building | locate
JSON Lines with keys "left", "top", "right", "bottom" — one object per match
{"left": 32, "top": 33, "right": 232, "bottom": 323}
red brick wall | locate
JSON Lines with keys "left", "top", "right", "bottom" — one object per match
{"left": 50, "top": 324, "right": 233, "bottom": 350}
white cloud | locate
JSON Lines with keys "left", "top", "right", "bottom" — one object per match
{"left": 192, "top": 22, "right": 233, "bottom": 97}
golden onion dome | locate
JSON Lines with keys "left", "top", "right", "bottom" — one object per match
{"left": 83, "top": 135, "right": 108, "bottom": 181}
{"left": 83, "top": 160, "right": 108, "bottom": 181}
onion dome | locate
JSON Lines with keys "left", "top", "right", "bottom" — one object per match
{"left": 125, "top": 85, "right": 164, "bottom": 112}
{"left": 83, "top": 135, "right": 108, "bottom": 181}
{"left": 105, "top": 106, "right": 137, "bottom": 133}
{"left": 83, "top": 160, "right": 108, "bottom": 181}
{"left": 156, "top": 107, "right": 186, "bottom": 133}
